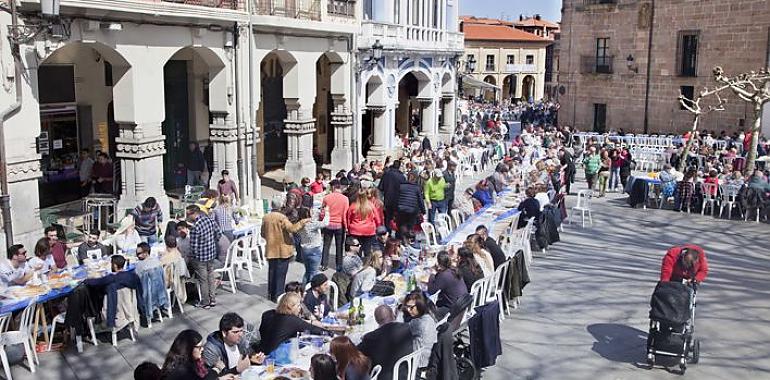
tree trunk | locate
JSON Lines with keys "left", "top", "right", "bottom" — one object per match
{"left": 744, "top": 103, "right": 762, "bottom": 175}
{"left": 678, "top": 114, "right": 700, "bottom": 173}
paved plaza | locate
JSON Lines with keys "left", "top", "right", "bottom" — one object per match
{"left": 7, "top": 173, "right": 770, "bottom": 380}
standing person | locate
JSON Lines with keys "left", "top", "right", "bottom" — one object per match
{"left": 217, "top": 170, "right": 239, "bottom": 205}
{"left": 309, "top": 174, "right": 326, "bottom": 195}
{"left": 378, "top": 160, "right": 406, "bottom": 230}
{"left": 424, "top": 169, "right": 448, "bottom": 223}
{"left": 619, "top": 146, "right": 634, "bottom": 189}
{"left": 262, "top": 199, "right": 310, "bottom": 302}
{"left": 44, "top": 226, "right": 68, "bottom": 269}
{"left": 597, "top": 150, "right": 611, "bottom": 197}
{"left": 396, "top": 172, "right": 426, "bottom": 239}
{"left": 443, "top": 161, "right": 458, "bottom": 211}
{"left": 297, "top": 206, "right": 330, "bottom": 285}
{"left": 345, "top": 190, "right": 380, "bottom": 258}
{"left": 212, "top": 195, "right": 240, "bottom": 242}
{"left": 187, "top": 205, "right": 222, "bottom": 309}
{"left": 583, "top": 147, "right": 601, "bottom": 191}
{"left": 92, "top": 152, "right": 114, "bottom": 194}
{"left": 131, "top": 197, "right": 163, "bottom": 244}
{"left": 186, "top": 142, "right": 207, "bottom": 186}
{"left": 609, "top": 149, "right": 623, "bottom": 192}
{"left": 320, "top": 180, "right": 349, "bottom": 272}
{"left": 559, "top": 148, "right": 576, "bottom": 195}
{"left": 78, "top": 149, "right": 94, "bottom": 196}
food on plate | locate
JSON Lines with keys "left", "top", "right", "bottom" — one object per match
{"left": 10, "top": 285, "right": 46, "bottom": 298}
{"left": 281, "top": 367, "right": 309, "bottom": 379}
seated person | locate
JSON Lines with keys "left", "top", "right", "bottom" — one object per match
{"left": 748, "top": 170, "right": 770, "bottom": 193}
{"left": 517, "top": 187, "right": 541, "bottom": 229}
{"left": 258, "top": 292, "right": 330, "bottom": 354}
{"left": 403, "top": 291, "right": 438, "bottom": 367}
{"left": 175, "top": 221, "right": 192, "bottom": 263}
{"left": 134, "top": 242, "right": 162, "bottom": 276}
{"left": 303, "top": 274, "right": 332, "bottom": 319}
{"left": 341, "top": 238, "right": 363, "bottom": 276}
{"left": 84, "top": 255, "right": 140, "bottom": 328}
{"left": 202, "top": 312, "right": 264, "bottom": 376}
{"left": 28, "top": 238, "right": 55, "bottom": 274}
{"left": 427, "top": 251, "right": 469, "bottom": 317}
{"left": 475, "top": 225, "right": 506, "bottom": 269}
{"left": 472, "top": 180, "right": 494, "bottom": 208}
{"left": 285, "top": 281, "right": 316, "bottom": 321}
{"left": 349, "top": 251, "right": 384, "bottom": 297}
{"left": 77, "top": 230, "right": 112, "bottom": 264}
{"left": 358, "top": 305, "right": 414, "bottom": 380}
{"left": 0, "top": 244, "right": 32, "bottom": 286}
{"left": 160, "top": 235, "right": 189, "bottom": 279}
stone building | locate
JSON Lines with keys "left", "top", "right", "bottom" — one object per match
{"left": 515, "top": 15, "right": 560, "bottom": 40}
{"left": 357, "top": 0, "right": 464, "bottom": 161}
{"left": 460, "top": 16, "right": 551, "bottom": 103}
{"left": 559, "top": 0, "right": 770, "bottom": 134}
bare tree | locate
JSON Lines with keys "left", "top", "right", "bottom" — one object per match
{"left": 713, "top": 67, "right": 770, "bottom": 174}
{"left": 677, "top": 84, "right": 729, "bottom": 172}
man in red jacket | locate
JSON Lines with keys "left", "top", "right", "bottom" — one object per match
{"left": 660, "top": 245, "right": 708, "bottom": 283}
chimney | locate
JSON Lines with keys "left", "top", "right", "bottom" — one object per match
{"left": 535, "top": 14, "right": 541, "bottom": 20}
{"left": 519, "top": 14, "right": 523, "bottom": 21}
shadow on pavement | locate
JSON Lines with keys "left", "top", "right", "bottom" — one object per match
{"left": 587, "top": 323, "right": 648, "bottom": 364}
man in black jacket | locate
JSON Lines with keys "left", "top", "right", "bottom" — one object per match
{"left": 378, "top": 160, "right": 406, "bottom": 231}
{"left": 443, "top": 162, "right": 457, "bottom": 211}
{"left": 358, "top": 305, "right": 414, "bottom": 380}
{"left": 397, "top": 172, "right": 426, "bottom": 238}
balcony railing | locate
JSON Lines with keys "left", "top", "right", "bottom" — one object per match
{"left": 253, "top": 0, "right": 321, "bottom": 20}
{"left": 506, "top": 63, "right": 537, "bottom": 73}
{"left": 160, "top": 0, "right": 244, "bottom": 10}
{"left": 327, "top": 0, "right": 355, "bottom": 17}
{"left": 359, "top": 22, "right": 464, "bottom": 52}
{"left": 580, "top": 55, "right": 614, "bottom": 74}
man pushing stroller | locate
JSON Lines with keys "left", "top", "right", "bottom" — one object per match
{"left": 660, "top": 244, "right": 709, "bottom": 284}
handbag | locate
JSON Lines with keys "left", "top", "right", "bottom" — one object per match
{"left": 369, "top": 280, "right": 395, "bottom": 296}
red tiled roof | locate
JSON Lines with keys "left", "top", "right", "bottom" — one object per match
{"left": 460, "top": 15, "right": 514, "bottom": 27}
{"left": 515, "top": 17, "right": 560, "bottom": 29}
{"left": 463, "top": 23, "right": 549, "bottom": 42}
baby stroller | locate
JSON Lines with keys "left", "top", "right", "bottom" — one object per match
{"left": 646, "top": 281, "right": 700, "bottom": 374}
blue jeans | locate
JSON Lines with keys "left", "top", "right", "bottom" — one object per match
{"left": 428, "top": 199, "right": 448, "bottom": 223}
{"left": 141, "top": 234, "right": 159, "bottom": 245}
{"left": 609, "top": 167, "right": 621, "bottom": 190}
{"left": 303, "top": 246, "right": 322, "bottom": 285}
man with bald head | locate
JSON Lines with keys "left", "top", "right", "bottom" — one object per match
{"left": 358, "top": 305, "right": 414, "bottom": 380}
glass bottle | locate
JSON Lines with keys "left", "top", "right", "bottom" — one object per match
{"left": 357, "top": 298, "right": 365, "bottom": 325}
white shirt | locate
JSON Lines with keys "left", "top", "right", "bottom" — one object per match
{"left": 535, "top": 192, "right": 551, "bottom": 211}
{"left": 27, "top": 255, "right": 54, "bottom": 274}
{"left": 0, "top": 259, "right": 26, "bottom": 286}
{"left": 224, "top": 342, "right": 240, "bottom": 369}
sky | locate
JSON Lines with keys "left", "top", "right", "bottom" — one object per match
{"left": 459, "top": 0, "right": 562, "bottom": 23}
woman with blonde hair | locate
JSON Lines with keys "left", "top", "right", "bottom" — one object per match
{"left": 350, "top": 250, "right": 385, "bottom": 297}
{"left": 345, "top": 190, "right": 381, "bottom": 257}
{"left": 258, "top": 292, "right": 329, "bottom": 354}
{"left": 365, "top": 187, "right": 385, "bottom": 229}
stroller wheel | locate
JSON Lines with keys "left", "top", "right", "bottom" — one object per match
{"left": 646, "top": 353, "right": 655, "bottom": 368}
{"left": 689, "top": 339, "right": 700, "bottom": 364}
{"left": 679, "top": 358, "right": 687, "bottom": 375}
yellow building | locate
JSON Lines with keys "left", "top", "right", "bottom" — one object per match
{"left": 460, "top": 16, "right": 551, "bottom": 102}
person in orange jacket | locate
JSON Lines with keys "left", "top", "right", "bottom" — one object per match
{"left": 660, "top": 244, "right": 709, "bottom": 284}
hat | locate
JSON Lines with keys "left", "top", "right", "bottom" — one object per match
{"left": 433, "top": 169, "right": 443, "bottom": 177}
{"left": 376, "top": 225, "right": 388, "bottom": 236}
{"left": 114, "top": 215, "right": 135, "bottom": 236}
{"left": 310, "top": 273, "right": 328, "bottom": 289}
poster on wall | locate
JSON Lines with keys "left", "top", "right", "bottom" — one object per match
{"left": 96, "top": 122, "right": 109, "bottom": 152}
{"left": 53, "top": 139, "right": 63, "bottom": 149}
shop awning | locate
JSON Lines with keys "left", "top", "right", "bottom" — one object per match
{"left": 460, "top": 74, "right": 501, "bottom": 91}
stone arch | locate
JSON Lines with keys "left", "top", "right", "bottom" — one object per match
{"left": 397, "top": 68, "right": 432, "bottom": 99}
{"left": 483, "top": 75, "right": 497, "bottom": 102}
{"left": 502, "top": 74, "right": 517, "bottom": 101}
{"left": 165, "top": 46, "right": 228, "bottom": 113}
{"left": 522, "top": 75, "right": 536, "bottom": 101}
{"left": 441, "top": 71, "right": 453, "bottom": 95}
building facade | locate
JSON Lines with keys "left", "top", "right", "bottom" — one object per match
{"left": 559, "top": 0, "right": 770, "bottom": 134}
{"left": 460, "top": 16, "right": 551, "bottom": 103}
{"left": 357, "top": 0, "right": 464, "bottom": 161}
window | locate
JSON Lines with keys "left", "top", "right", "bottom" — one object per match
{"left": 411, "top": 0, "right": 419, "bottom": 26}
{"left": 526, "top": 55, "right": 534, "bottom": 65}
{"left": 677, "top": 31, "right": 699, "bottom": 77}
{"left": 433, "top": 0, "right": 439, "bottom": 28}
{"left": 595, "top": 38, "right": 611, "bottom": 73}
{"left": 486, "top": 55, "right": 495, "bottom": 72}
{"left": 593, "top": 103, "right": 607, "bottom": 133}
{"left": 506, "top": 55, "right": 515, "bottom": 65}
{"left": 466, "top": 54, "right": 475, "bottom": 72}
{"left": 680, "top": 86, "right": 695, "bottom": 110}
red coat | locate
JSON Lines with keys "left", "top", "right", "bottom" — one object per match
{"left": 660, "top": 244, "right": 708, "bottom": 283}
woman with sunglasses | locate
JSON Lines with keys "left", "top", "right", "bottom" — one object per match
{"left": 402, "top": 291, "right": 437, "bottom": 368}
{"left": 160, "top": 329, "right": 236, "bottom": 380}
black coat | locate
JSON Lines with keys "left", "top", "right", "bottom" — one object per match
{"left": 484, "top": 237, "right": 507, "bottom": 269}
{"left": 258, "top": 310, "right": 329, "bottom": 354}
{"left": 358, "top": 322, "right": 414, "bottom": 380}
{"left": 398, "top": 181, "right": 426, "bottom": 215}
{"left": 161, "top": 364, "right": 217, "bottom": 380}
{"left": 379, "top": 168, "right": 406, "bottom": 207}
{"left": 469, "top": 301, "right": 502, "bottom": 368}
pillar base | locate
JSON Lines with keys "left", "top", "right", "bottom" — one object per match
{"left": 285, "top": 160, "right": 317, "bottom": 183}
{"left": 366, "top": 145, "right": 387, "bottom": 162}
{"left": 331, "top": 147, "right": 353, "bottom": 173}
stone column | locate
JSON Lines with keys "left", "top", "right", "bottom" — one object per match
{"left": 115, "top": 122, "right": 169, "bottom": 218}
{"left": 209, "top": 111, "right": 238, "bottom": 186}
{"left": 366, "top": 106, "right": 388, "bottom": 161}
{"left": 439, "top": 94, "right": 456, "bottom": 142}
{"left": 419, "top": 98, "right": 437, "bottom": 143}
{"left": 284, "top": 100, "right": 317, "bottom": 182}
{"left": 330, "top": 95, "right": 354, "bottom": 173}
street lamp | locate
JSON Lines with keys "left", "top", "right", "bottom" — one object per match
{"left": 466, "top": 55, "right": 477, "bottom": 73}
{"left": 358, "top": 40, "right": 385, "bottom": 73}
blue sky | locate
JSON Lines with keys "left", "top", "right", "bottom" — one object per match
{"left": 460, "top": 0, "right": 562, "bottom": 23}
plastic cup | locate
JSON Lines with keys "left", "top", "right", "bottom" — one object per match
{"left": 265, "top": 358, "right": 275, "bottom": 374}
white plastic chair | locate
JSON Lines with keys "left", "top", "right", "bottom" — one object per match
{"left": 507, "top": 218, "right": 534, "bottom": 265}
{"left": 488, "top": 258, "right": 511, "bottom": 319}
{"left": 230, "top": 235, "right": 255, "bottom": 284}
{"left": 719, "top": 184, "right": 741, "bottom": 220}
{"left": 420, "top": 222, "right": 439, "bottom": 246}
{"left": 570, "top": 190, "right": 594, "bottom": 228}
{"left": 0, "top": 303, "right": 38, "bottom": 379}
{"left": 251, "top": 235, "right": 267, "bottom": 269}
{"left": 369, "top": 364, "right": 382, "bottom": 380}
{"left": 450, "top": 209, "right": 465, "bottom": 229}
{"left": 214, "top": 239, "right": 238, "bottom": 294}
{"left": 700, "top": 183, "right": 719, "bottom": 216}
{"left": 433, "top": 219, "right": 451, "bottom": 241}
{"left": 469, "top": 278, "right": 488, "bottom": 309}
{"left": 392, "top": 348, "right": 426, "bottom": 380}
{"left": 436, "top": 213, "right": 455, "bottom": 232}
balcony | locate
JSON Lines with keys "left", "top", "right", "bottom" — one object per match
{"left": 253, "top": 0, "right": 321, "bottom": 20}
{"left": 580, "top": 55, "right": 614, "bottom": 75}
{"left": 358, "top": 21, "right": 464, "bottom": 53}
{"left": 327, "top": 0, "right": 355, "bottom": 17}
{"left": 160, "top": 0, "right": 243, "bottom": 9}
{"left": 506, "top": 63, "right": 537, "bottom": 73}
